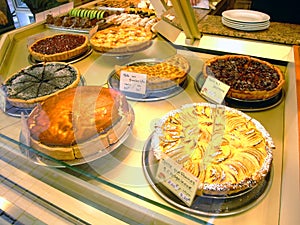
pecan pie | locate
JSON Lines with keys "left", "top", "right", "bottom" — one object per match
{"left": 2, "top": 62, "right": 81, "bottom": 108}
{"left": 203, "top": 55, "right": 285, "bottom": 100}
{"left": 28, "top": 33, "right": 89, "bottom": 62}
{"left": 152, "top": 103, "right": 274, "bottom": 195}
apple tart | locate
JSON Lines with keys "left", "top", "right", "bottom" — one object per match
{"left": 203, "top": 55, "right": 285, "bottom": 100}
{"left": 28, "top": 33, "right": 89, "bottom": 62}
{"left": 151, "top": 103, "right": 274, "bottom": 195}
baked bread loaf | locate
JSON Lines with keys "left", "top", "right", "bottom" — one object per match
{"left": 27, "top": 86, "right": 131, "bottom": 160}
{"left": 203, "top": 55, "right": 285, "bottom": 100}
{"left": 28, "top": 33, "right": 89, "bottom": 62}
{"left": 152, "top": 103, "right": 274, "bottom": 195}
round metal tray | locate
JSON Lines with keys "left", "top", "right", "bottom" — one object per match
{"left": 142, "top": 134, "right": 273, "bottom": 217}
{"left": 108, "top": 58, "right": 188, "bottom": 101}
{"left": 19, "top": 106, "right": 134, "bottom": 167}
{"left": 194, "top": 73, "right": 284, "bottom": 111}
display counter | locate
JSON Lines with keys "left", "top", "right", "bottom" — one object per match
{"left": 0, "top": 8, "right": 299, "bottom": 225}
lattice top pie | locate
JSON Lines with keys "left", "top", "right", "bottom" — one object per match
{"left": 90, "top": 26, "right": 153, "bottom": 54}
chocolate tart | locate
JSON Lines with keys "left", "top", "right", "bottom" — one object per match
{"left": 2, "top": 62, "right": 81, "bottom": 108}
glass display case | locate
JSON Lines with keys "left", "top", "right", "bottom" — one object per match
{"left": 0, "top": 1, "right": 299, "bottom": 224}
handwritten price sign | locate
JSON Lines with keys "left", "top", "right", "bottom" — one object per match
{"left": 200, "top": 76, "right": 230, "bottom": 104}
{"left": 156, "top": 155, "right": 199, "bottom": 206}
{"left": 120, "top": 71, "right": 147, "bottom": 95}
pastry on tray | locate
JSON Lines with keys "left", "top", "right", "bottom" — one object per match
{"left": 90, "top": 25, "right": 153, "bottom": 54}
{"left": 152, "top": 103, "right": 274, "bottom": 196}
{"left": 28, "top": 33, "right": 89, "bottom": 62}
{"left": 26, "top": 86, "right": 131, "bottom": 160}
{"left": 202, "top": 55, "right": 285, "bottom": 100}
{"left": 114, "top": 54, "right": 190, "bottom": 90}
{"left": 2, "top": 62, "right": 81, "bottom": 108}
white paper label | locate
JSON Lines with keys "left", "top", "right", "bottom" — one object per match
{"left": 0, "top": 88, "right": 6, "bottom": 112}
{"left": 21, "top": 113, "right": 30, "bottom": 146}
{"left": 156, "top": 155, "right": 198, "bottom": 206}
{"left": 119, "top": 71, "right": 147, "bottom": 95}
{"left": 200, "top": 76, "right": 230, "bottom": 104}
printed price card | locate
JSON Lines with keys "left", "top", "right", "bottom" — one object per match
{"left": 200, "top": 76, "right": 230, "bottom": 104}
{"left": 120, "top": 71, "right": 147, "bottom": 95}
{"left": 156, "top": 155, "right": 199, "bottom": 207}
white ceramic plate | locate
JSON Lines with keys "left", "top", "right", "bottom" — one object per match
{"left": 222, "top": 18, "right": 270, "bottom": 31}
{"left": 222, "top": 17, "right": 270, "bottom": 26}
{"left": 222, "top": 9, "right": 270, "bottom": 23}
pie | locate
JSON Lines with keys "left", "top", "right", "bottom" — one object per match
{"left": 95, "top": 0, "right": 141, "bottom": 8}
{"left": 27, "top": 86, "right": 132, "bottom": 160}
{"left": 28, "top": 33, "right": 89, "bottom": 62}
{"left": 90, "top": 26, "right": 153, "bottom": 54}
{"left": 151, "top": 103, "right": 274, "bottom": 195}
{"left": 115, "top": 54, "right": 190, "bottom": 90}
{"left": 203, "top": 55, "right": 285, "bottom": 100}
{"left": 2, "top": 62, "right": 81, "bottom": 108}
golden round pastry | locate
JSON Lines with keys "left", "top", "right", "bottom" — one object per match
{"left": 90, "top": 26, "right": 153, "bottom": 54}
{"left": 27, "top": 86, "right": 131, "bottom": 160}
{"left": 2, "top": 62, "right": 81, "bottom": 108}
{"left": 203, "top": 55, "right": 285, "bottom": 100}
{"left": 151, "top": 103, "right": 274, "bottom": 195}
{"left": 28, "top": 33, "right": 89, "bottom": 62}
{"left": 115, "top": 54, "right": 190, "bottom": 90}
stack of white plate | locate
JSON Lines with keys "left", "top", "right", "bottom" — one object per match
{"left": 222, "top": 9, "right": 270, "bottom": 31}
